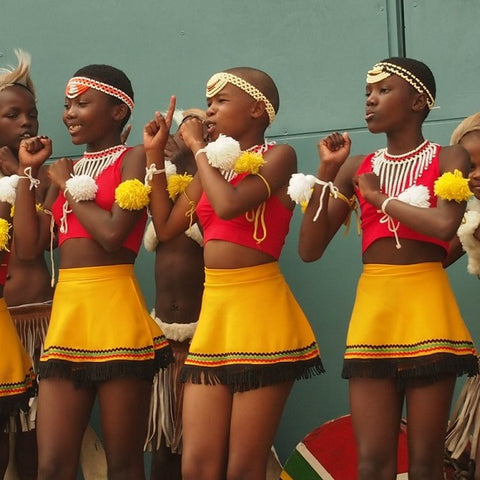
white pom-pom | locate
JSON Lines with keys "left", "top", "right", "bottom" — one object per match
{"left": 65, "top": 174, "right": 98, "bottom": 202}
{"left": 203, "top": 134, "right": 241, "bottom": 170}
{"left": 398, "top": 184, "right": 430, "bottom": 208}
{"left": 287, "top": 173, "right": 317, "bottom": 204}
{"left": 0, "top": 175, "right": 19, "bottom": 205}
{"left": 164, "top": 160, "right": 177, "bottom": 179}
{"left": 143, "top": 221, "right": 159, "bottom": 251}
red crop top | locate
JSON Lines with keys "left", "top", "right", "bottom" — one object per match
{"left": 0, "top": 252, "right": 10, "bottom": 286}
{"left": 356, "top": 143, "right": 450, "bottom": 254}
{"left": 51, "top": 148, "right": 147, "bottom": 254}
{"left": 196, "top": 172, "right": 292, "bottom": 260}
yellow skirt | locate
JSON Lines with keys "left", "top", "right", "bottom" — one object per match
{"left": 0, "top": 299, "right": 36, "bottom": 425}
{"left": 342, "top": 262, "right": 478, "bottom": 380}
{"left": 39, "top": 265, "right": 173, "bottom": 385}
{"left": 181, "top": 262, "right": 323, "bottom": 392}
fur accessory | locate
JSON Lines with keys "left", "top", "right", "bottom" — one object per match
{"left": 434, "top": 169, "right": 472, "bottom": 203}
{"left": 196, "top": 134, "right": 242, "bottom": 170}
{"left": 115, "top": 179, "right": 151, "bottom": 210}
{"left": 457, "top": 198, "right": 480, "bottom": 275}
{"left": 0, "top": 49, "right": 35, "bottom": 97}
{"left": 0, "top": 218, "right": 11, "bottom": 251}
{"left": 65, "top": 174, "right": 98, "bottom": 202}
{"left": 0, "top": 175, "right": 19, "bottom": 205}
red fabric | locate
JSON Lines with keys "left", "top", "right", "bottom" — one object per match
{"left": 356, "top": 144, "right": 449, "bottom": 254}
{"left": 0, "top": 252, "right": 10, "bottom": 286}
{"left": 51, "top": 148, "right": 147, "bottom": 254}
{"left": 302, "top": 414, "right": 408, "bottom": 476}
{"left": 196, "top": 175, "right": 292, "bottom": 260}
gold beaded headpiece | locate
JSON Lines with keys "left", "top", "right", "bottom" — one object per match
{"left": 65, "top": 76, "right": 134, "bottom": 111}
{"left": 0, "top": 49, "right": 36, "bottom": 98}
{"left": 366, "top": 61, "right": 435, "bottom": 110}
{"left": 206, "top": 72, "right": 276, "bottom": 124}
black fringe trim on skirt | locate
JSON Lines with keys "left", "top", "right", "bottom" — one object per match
{"left": 180, "top": 358, "right": 325, "bottom": 393}
{"left": 342, "top": 353, "right": 479, "bottom": 385}
{"left": 0, "top": 383, "right": 37, "bottom": 431}
{"left": 38, "top": 348, "right": 174, "bottom": 388}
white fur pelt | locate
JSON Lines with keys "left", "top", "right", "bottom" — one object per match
{"left": 457, "top": 198, "right": 480, "bottom": 275}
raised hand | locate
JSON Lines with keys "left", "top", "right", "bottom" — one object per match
{"left": 317, "top": 132, "right": 351, "bottom": 168}
{"left": 18, "top": 136, "right": 52, "bottom": 170}
{"left": 47, "top": 158, "right": 74, "bottom": 190}
{"left": 143, "top": 96, "right": 176, "bottom": 154}
{"left": 354, "top": 172, "right": 382, "bottom": 204}
{"left": 178, "top": 116, "right": 206, "bottom": 153}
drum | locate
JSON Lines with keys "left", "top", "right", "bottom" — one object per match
{"left": 280, "top": 414, "right": 408, "bottom": 479}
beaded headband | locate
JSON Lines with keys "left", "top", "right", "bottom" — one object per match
{"left": 366, "top": 62, "right": 435, "bottom": 110}
{"left": 206, "top": 72, "right": 276, "bottom": 124}
{"left": 0, "top": 49, "right": 36, "bottom": 98}
{"left": 65, "top": 76, "right": 134, "bottom": 111}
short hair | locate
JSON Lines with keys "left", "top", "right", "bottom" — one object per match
{"left": 73, "top": 64, "right": 133, "bottom": 127}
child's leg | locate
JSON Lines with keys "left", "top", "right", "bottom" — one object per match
{"left": 181, "top": 383, "right": 232, "bottom": 480}
{"left": 36, "top": 378, "right": 96, "bottom": 480}
{"left": 0, "top": 431, "right": 8, "bottom": 478}
{"left": 149, "top": 438, "right": 182, "bottom": 480}
{"left": 405, "top": 375, "right": 456, "bottom": 480}
{"left": 349, "top": 377, "right": 404, "bottom": 480}
{"left": 14, "top": 429, "right": 37, "bottom": 480}
{"left": 97, "top": 376, "right": 152, "bottom": 480}
{"left": 227, "top": 381, "right": 293, "bottom": 480}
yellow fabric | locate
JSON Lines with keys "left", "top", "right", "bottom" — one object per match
{"left": 346, "top": 263, "right": 476, "bottom": 361}
{"left": 41, "top": 264, "right": 169, "bottom": 367}
{"left": 186, "top": 262, "right": 320, "bottom": 367}
{"left": 0, "top": 299, "right": 35, "bottom": 401}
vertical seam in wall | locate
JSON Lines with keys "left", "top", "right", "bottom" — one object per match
{"left": 385, "top": 0, "right": 406, "bottom": 57}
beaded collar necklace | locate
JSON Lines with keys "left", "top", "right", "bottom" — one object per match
{"left": 372, "top": 140, "right": 438, "bottom": 197}
{"left": 73, "top": 144, "right": 127, "bottom": 179}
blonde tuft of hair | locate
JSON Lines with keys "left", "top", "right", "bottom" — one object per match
{"left": 0, "top": 49, "right": 35, "bottom": 98}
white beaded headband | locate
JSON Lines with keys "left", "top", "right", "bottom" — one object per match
{"left": 206, "top": 72, "right": 276, "bottom": 124}
{"left": 65, "top": 76, "right": 134, "bottom": 111}
{"left": 366, "top": 62, "right": 435, "bottom": 110}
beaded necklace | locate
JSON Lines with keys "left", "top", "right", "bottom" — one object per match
{"left": 372, "top": 140, "right": 438, "bottom": 197}
{"left": 73, "top": 144, "right": 127, "bottom": 178}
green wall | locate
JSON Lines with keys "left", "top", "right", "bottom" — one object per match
{"left": 2, "top": 0, "right": 480, "bottom": 467}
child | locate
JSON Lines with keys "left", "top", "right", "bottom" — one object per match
{"left": 0, "top": 48, "right": 50, "bottom": 480}
{"left": 444, "top": 112, "right": 480, "bottom": 480}
{"left": 144, "top": 108, "right": 206, "bottom": 480}
{"left": 0, "top": 50, "right": 38, "bottom": 478}
{"left": 13, "top": 64, "right": 172, "bottom": 480}
{"left": 295, "top": 57, "right": 478, "bottom": 479}
{"left": 144, "top": 67, "right": 323, "bottom": 480}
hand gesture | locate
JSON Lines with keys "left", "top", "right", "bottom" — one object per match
{"left": 18, "top": 136, "right": 52, "bottom": 170}
{"left": 179, "top": 116, "right": 206, "bottom": 152}
{"left": 47, "top": 158, "right": 74, "bottom": 190}
{"left": 354, "top": 172, "right": 382, "bottom": 204}
{"left": 0, "top": 146, "right": 19, "bottom": 176}
{"left": 318, "top": 132, "right": 351, "bottom": 168}
{"left": 143, "top": 96, "right": 176, "bottom": 154}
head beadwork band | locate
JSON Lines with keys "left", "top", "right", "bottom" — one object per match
{"left": 65, "top": 77, "right": 134, "bottom": 111}
{"left": 206, "top": 72, "right": 276, "bottom": 124}
{"left": 366, "top": 62, "right": 435, "bottom": 110}
{"left": 0, "top": 49, "right": 35, "bottom": 97}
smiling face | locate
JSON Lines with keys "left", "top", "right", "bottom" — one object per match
{"left": 460, "top": 130, "right": 480, "bottom": 199}
{"left": 63, "top": 87, "right": 124, "bottom": 149}
{"left": 365, "top": 75, "right": 422, "bottom": 134}
{"left": 0, "top": 85, "right": 38, "bottom": 153}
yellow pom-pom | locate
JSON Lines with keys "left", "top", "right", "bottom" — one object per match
{"left": 167, "top": 174, "right": 193, "bottom": 201}
{"left": 234, "top": 151, "right": 266, "bottom": 175}
{"left": 0, "top": 218, "right": 11, "bottom": 251}
{"left": 434, "top": 169, "right": 472, "bottom": 203}
{"left": 115, "top": 179, "right": 151, "bottom": 210}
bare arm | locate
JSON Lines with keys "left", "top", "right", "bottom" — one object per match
{"left": 48, "top": 145, "right": 147, "bottom": 252}
{"left": 299, "top": 132, "right": 360, "bottom": 262}
{"left": 357, "top": 144, "right": 470, "bottom": 241}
